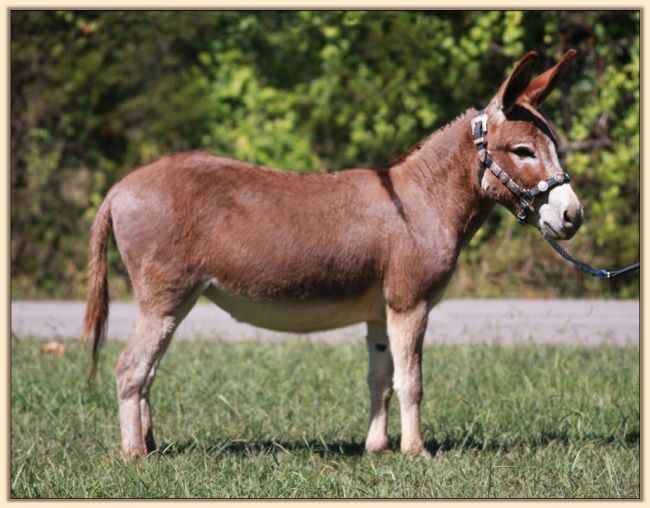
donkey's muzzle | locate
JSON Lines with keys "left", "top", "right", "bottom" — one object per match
{"left": 561, "top": 202, "right": 584, "bottom": 238}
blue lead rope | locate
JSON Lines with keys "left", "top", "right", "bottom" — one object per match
{"left": 544, "top": 236, "right": 640, "bottom": 279}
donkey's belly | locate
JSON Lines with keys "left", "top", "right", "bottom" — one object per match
{"left": 203, "top": 280, "right": 385, "bottom": 333}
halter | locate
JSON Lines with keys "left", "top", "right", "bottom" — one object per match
{"left": 471, "top": 109, "right": 639, "bottom": 280}
{"left": 471, "top": 109, "right": 571, "bottom": 224}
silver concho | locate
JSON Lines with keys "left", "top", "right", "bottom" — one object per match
{"left": 537, "top": 181, "right": 549, "bottom": 192}
{"left": 555, "top": 173, "right": 565, "bottom": 183}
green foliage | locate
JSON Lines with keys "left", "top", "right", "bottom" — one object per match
{"left": 11, "top": 339, "right": 639, "bottom": 498}
{"left": 11, "top": 10, "right": 639, "bottom": 299}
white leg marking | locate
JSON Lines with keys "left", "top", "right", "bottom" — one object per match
{"left": 387, "top": 302, "right": 431, "bottom": 458}
{"left": 140, "top": 364, "right": 158, "bottom": 452}
{"left": 116, "top": 288, "right": 202, "bottom": 459}
{"left": 365, "top": 321, "right": 393, "bottom": 453}
{"left": 116, "top": 314, "right": 174, "bottom": 459}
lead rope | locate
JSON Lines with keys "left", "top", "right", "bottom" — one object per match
{"left": 544, "top": 237, "right": 639, "bottom": 279}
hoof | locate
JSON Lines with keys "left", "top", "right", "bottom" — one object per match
{"left": 120, "top": 447, "right": 148, "bottom": 461}
{"left": 144, "top": 430, "right": 157, "bottom": 454}
{"left": 365, "top": 446, "right": 390, "bottom": 455}
{"left": 365, "top": 437, "right": 389, "bottom": 454}
{"left": 401, "top": 444, "right": 432, "bottom": 459}
{"left": 144, "top": 439, "right": 158, "bottom": 455}
{"left": 417, "top": 448, "right": 433, "bottom": 459}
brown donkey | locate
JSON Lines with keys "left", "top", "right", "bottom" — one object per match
{"left": 83, "top": 50, "right": 584, "bottom": 459}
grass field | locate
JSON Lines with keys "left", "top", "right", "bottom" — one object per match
{"left": 11, "top": 337, "right": 639, "bottom": 499}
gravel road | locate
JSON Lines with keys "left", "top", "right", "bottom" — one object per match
{"left": 11, "top": 299, "right": 639, "bottom": 347}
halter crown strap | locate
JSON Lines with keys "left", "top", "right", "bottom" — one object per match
{"left": 471, "top": 109, "right": 570, "bottom": 224}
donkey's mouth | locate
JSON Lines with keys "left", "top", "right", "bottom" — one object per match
{"left": 541, "top": 220, "right": 581, "bottom": 241}
{"left": 540, "top": 220, "right": 567, "bottom": 240}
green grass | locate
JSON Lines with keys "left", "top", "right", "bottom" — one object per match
{"left": 11, "top": 338, "right": 639, "bottom": 499}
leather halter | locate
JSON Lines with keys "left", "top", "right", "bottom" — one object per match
{"left": 471, "top": 110, "right": 571, "bottom": 224}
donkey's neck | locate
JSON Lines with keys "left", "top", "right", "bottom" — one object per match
{"left": 393, "top": 108, "right": 494, "bottom": 246}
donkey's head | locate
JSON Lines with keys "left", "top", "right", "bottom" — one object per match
{"left": 478, "top": 50, "right": 583, "bottom": 240}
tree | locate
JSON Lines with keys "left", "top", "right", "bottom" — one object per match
{"left": 10, "top": 10, "right": 639, "bottom": 299}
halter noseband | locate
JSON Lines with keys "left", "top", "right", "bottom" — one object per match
{"left": 471, "top": 109, "right": 571, "bottom": 224}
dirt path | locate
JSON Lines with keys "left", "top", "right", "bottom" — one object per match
{"left": 11, "top": 299, "right": 639, "bottom": 347}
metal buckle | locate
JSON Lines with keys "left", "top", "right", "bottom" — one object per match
{"left": 517, "top": 200, "right": 529, "bottom": 224}
{"left": 471, "top": 113, "right": 488, "bottom": 145}
{"left": 517, "top": 196, "right": 533, "bottom": 225}
{"left": 516, "top": 207, "right": 527, "bottom": 224}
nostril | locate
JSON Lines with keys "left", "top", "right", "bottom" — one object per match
{"left": 562, "top": 206, "right": 584, "bottom": 229}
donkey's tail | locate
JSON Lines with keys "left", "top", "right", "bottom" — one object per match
{"left": 82, "top": 194, "right": 113, "bottom": 382}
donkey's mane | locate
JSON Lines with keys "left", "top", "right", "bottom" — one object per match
{"left": 385, "top": 108, "right": 474, "bottom": 169}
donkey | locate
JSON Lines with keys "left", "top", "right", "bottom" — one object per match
{"left": 83, "top": 50, "right": 583, "bottom": 459}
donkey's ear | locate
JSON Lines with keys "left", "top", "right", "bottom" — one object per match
{"left": 495, "top": 51, "right": 538, "bottom": 112}
{"left": 523, "top": 49, "right": 577, "bottom": 105}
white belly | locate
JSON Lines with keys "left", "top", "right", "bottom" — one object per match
{"left": 203, "top": 280, "right": 385, "bottom": 333}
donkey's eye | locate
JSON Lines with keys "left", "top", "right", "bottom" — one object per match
{"left": 511, "top": 146, "right": 536, "bottom": 159}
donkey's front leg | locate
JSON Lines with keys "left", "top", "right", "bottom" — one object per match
{"left": 365, "top": 321, "right": 394, "bottom": 453}
{"left": 387, "top": 302, "right": 431, "bottom": 458}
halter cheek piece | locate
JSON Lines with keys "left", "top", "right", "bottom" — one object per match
{"left": 471, "top": 110, "right": 571, "bottom": 224}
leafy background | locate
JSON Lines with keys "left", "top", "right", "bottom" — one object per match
{"left": 10, "top": 10, "right": 640, "bottom": 300}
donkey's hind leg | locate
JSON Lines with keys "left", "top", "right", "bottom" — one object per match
{"left": 115, "top": 288, "right": 201, "bottom": 459}
{"left": 140, "top": 359, "right": 162, "bottom": 453}
{"left": 115, "top": 312, "right": 176, "bottom": 459}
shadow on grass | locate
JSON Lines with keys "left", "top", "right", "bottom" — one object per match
{"left": 158, "top": 437, "right": 367, "bottom": 458}
{"left": 431, "top": 428, "right": 639, "bottom": 455}
{"left": 158, "top": 427, "right": 639, "bottom": 459}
